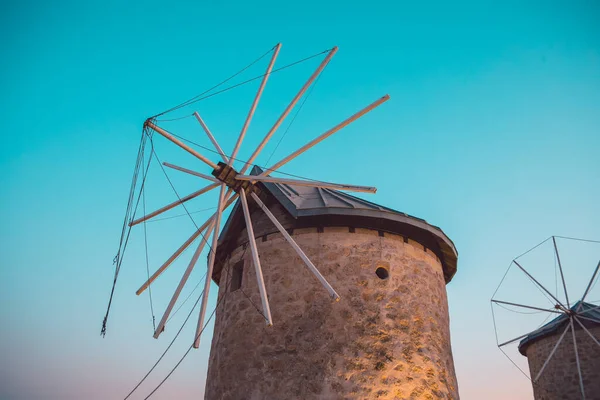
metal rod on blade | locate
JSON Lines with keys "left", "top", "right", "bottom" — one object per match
{"left": 533, "top": 321, "right": 571, "bottom": 382}
{"left": 552, "top": 236, "right": 570, "bottom": 308}
{"left": 574, "top": 316, "right": 600, "bottom": 347}
{"left": 239, "top": 46, "right": 338, "bottom": 175}
{"left": 145, "top": 120, "right": 218, "bottom": 169}
{"left": 579, "top": 259, "right": 600, "bottom": 311}
{"left": 129, "top": 183, "right": 219, "bottom": 227}
{"left": 491, "top": 299, "right": 562, "bottom": 314}
{"left": 153, "top": 220, "right": 215, "bottom": 338}
{"left": 239, "top": 190, "right": 273, "bottom": 326}
{"left": 194, "top": 184, "right": 227, "bottom": 348}
{"left": 514, "top": 260, "right": 567, "bottom": 310}
{"left": 236, "top": 175, "right": 376, "bottom": 193}
{"left": 497, "top": 332, "right": 533, "bottom": 348}
{"left": 229, "top": 44, "right": 281, "bottom": 166}
{"left": 193, "top": 112, "right": 229, "bottom": 163}
{"left": 163, "top": 162, "right": 220, "bottom": 183}
{"left": 263, "top": 95, "right": 390, "bottom": 176}
{"left": 570, "top": 320, "right": 586, "bottom": 399}
{"left": 136, "top": 193, "right": 239, "bottom": 295}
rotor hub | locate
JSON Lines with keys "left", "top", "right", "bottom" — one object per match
{"left": 212, "top": 162, "right": 253, "bottom": 193}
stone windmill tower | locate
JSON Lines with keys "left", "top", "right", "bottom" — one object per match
{"left": 518, "top": 301, "right": 600, "bottom": 400}
{"left": 204, "top": 167, "right": 459, "bottom": 400}
{"left": 105, "top": 44, "right": 460, "bottom": 400}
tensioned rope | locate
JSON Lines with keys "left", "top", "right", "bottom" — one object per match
{"left": 123, "top": 257, "right": 214, "bottom": 399}
{"left": 554, "top": 235, "right": 600, "bottom": 244}
{"left": 490, "top": 303, "right": 532, "bottom": 380}
{"left": 149, "top": 136, "right": 216, "bottom": 257}
{"left": 264, "top": 57, "right": 328, "bottom": 166}
{"left": 141, "top": 262, "right": 233, "bottom": 399}
{"left": 152, "top": 46, "right": 276, "bottom": 118}
{"left": 123, "top": 290, "right": 202, "bottom": 399}
{"left": 142, "top": 141, "right": 157, "bottom": 332}
{"left": 147, "top": 206, "right": 217, "bottom": 223}
{"left": 152, "top": 46, "right": 332, "bottom": 119}
{"left": 166, "top": 271, "right": 207, "bottom": 324}
{"left": 149, "top": 138, "right": 200, "bottom": 231}
{"left": 123, "top": 280, "right": 207, "bottom": 399}
{"left": 126, "top": 242, "right": 271, "bottom": 399}
{"left": 491, "top": 236, "right": 552, "bottom": 301}
{"left": 101, "top": 127, "right": 153, "bottom": 337}
{"left": 554, "top": 250, "right": 558, "bottom": 305}
{"left": 494, "top": 302, "right": 546, "bottom": 315}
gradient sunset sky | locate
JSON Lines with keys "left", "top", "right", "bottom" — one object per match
{"left": 1, "top": 1, "right": 599, "bottom": 399}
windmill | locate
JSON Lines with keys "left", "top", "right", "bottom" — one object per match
{"left": 104, "top": 44, "right": 463, "bottom": 400}
{"left": 103, "top": 43, "right": 389, "bottom": 348}
{"left": 491, "top": 236, "right": 600, "bottom": 399}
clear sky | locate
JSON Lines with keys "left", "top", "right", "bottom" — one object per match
{"left": 1, "top": 1, "right": 599, "bottom": 399}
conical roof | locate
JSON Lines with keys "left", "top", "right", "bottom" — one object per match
{"left": 518, "top": 301, "right": 600, "bottom": 355}
{"left": 215, "top": 166, "right": 458, "bottom": 283}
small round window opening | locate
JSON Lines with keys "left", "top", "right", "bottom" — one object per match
{"left": 375, "top": 267, "right": 389, "bottom": 280}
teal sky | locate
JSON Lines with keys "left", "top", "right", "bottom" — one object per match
{"left": 1, "top": 1, "right": 599, "bottom": 399}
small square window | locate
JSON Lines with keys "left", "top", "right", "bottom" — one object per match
{"left": 230, "top": 260, "right": 244, "bottom": 292}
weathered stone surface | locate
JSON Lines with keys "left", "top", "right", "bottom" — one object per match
{"left": 525, "top": 324, "right": 600, "bottom": 400}
{"left": 205, "top": 227, "right": 459, "bottom": 399}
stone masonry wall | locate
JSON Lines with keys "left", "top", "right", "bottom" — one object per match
{"left": 205, "top": 225, "right": 459, "bottom": 400}
{"left": 526, "top": 324, "right": 600, "bottom": 400}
